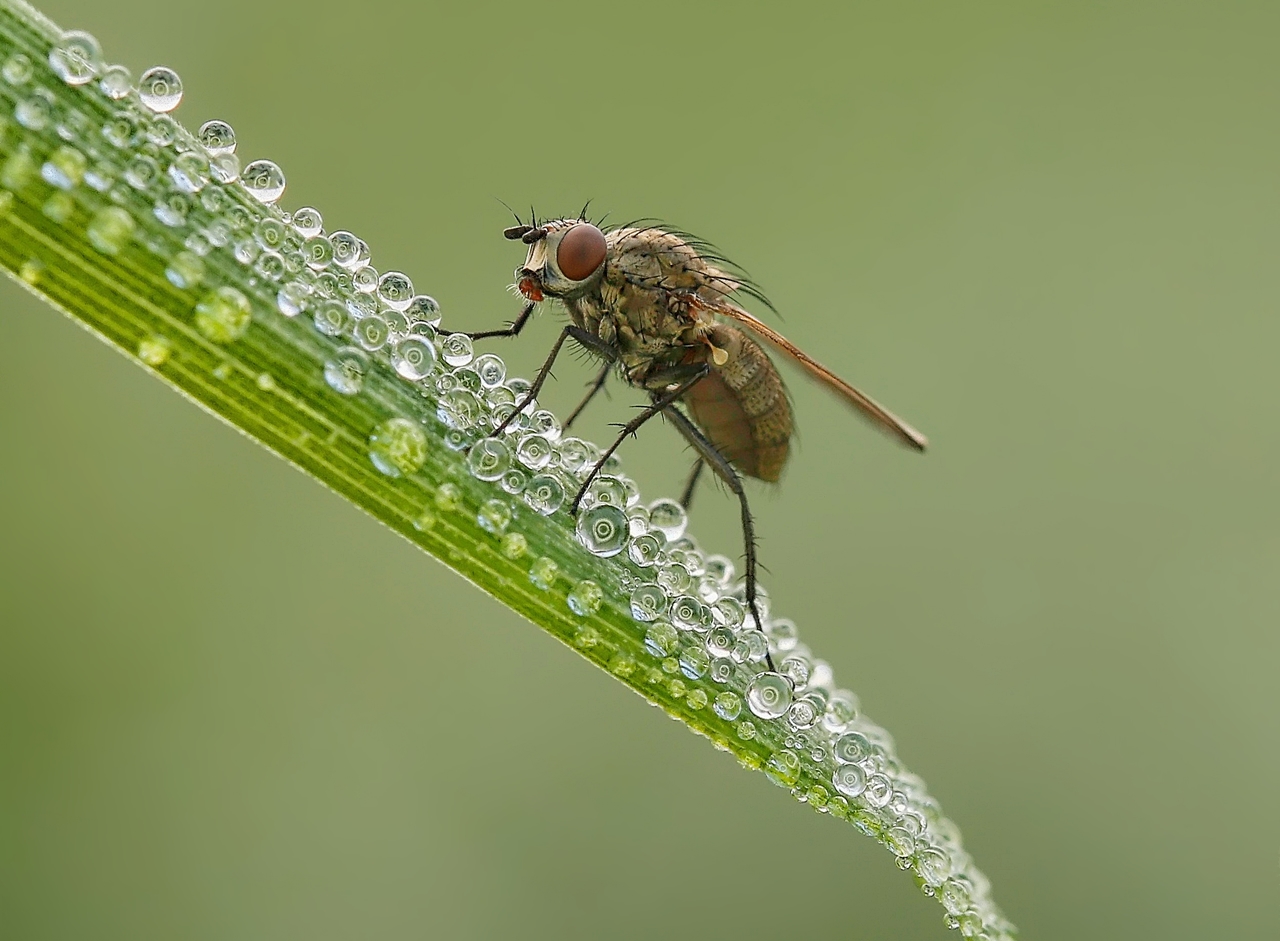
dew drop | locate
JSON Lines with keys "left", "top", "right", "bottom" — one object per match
{"left": 2, "top": 53, "right": 33, "bottom": 86}
{"left": 514, "top": 434, "right": 553, "bottom": 470}
{"left": 523, "top": 474, "right": 565, "bottom": 516}
{"left": 473, "top": 353, "right": 506, "bottom": 388}
{"left": 375, "top": 270, "right": 414, "bottom": 310}
{"left": 440, "top": 332, "right": 473, "bottom": 367}
{"left": 368, "top": 417, "right": 427, "bottom": 477}
{"left": 686, "top": 689, "right": 708, "bottom": 710}
{"left": 679, "top": 646, "right": 709, "bottom": 679}
{"left": 352, "top": 265, "right": 378, "bottom": 293}
{"left": 198, "top": 119, "right": 236, "bottom": 155}
{"left": 15, "top": 90, "right": 53, "bottom": 131}
{"left": 467, "top": 438, "right": 512, "bottom": 482}
{"left": 98, "top": 64, "right": 131, "bottom": 99}
{"left": 832, "top": 764, "right": 867, "bottom": 798}
{"left": 644, "top": 621, "right": 679, "bottom": 658}
{"left": 669, "top": 595, "right": 712, "bottom": 633}
{"left": 713, "top": 691, "right": 742, "bottom": 721}
{"left": 765, "top": 750, "right": 801, "bottom": 788}
{"left": 146, "top": 114, "right": 177, "bottom": 146}
{"left": 746, "top": 672, "right": 793, "bottom": 720}
{"left": 580, "top": 475, "right": 627, "bottom": 510}
{"left": 313, "top": 299, "right": 349, "bottom": 338}
{"left": 737, "top": 720, "right": 757, "bottom": 741}
{"left": 19, "top": 257, "right": 44, "bottom": 284}
{"left": 863, "top": 773, "right": 893, "bottom": 808}
{"left": 165, "top": 250, "right": 205, "bottom": 290}
{"left": 567, "top": 579, "right": 603, "bottom": 616}
{"left": 302, "top": 234, "right": 334, "bottom": 270}
{"left": 353, "top": 314, "right": 390, "bottom": 352}
{"left": 48, "top": 30, "right": 101, "bottom": 85}
{"left": 136, "top": 334, "right": 172, "bottom": 367}
{"left": 138, "top": 66, "right": 183, "bottom": 112}
{"left": 208, "top": 153, "right": 239, "bottom": 184}
{"left": 405, "top": 294, "right": 442, "bottom": 328}
{"left": 86, "top": 205, "right": 135, "bottom": 255}
{"left": 528, "top": 556, "right": 558, "bottom": 590}
{"left": 124, "top": 154, "right": 159, "bottom": 190}
{"left": 291, "top": 206, "right": 322, "bottom": 236}
{"left": 276, "top": 281, "right": 310, "bottom": 317}
{"left": 241, "top": 159, "right": 285, "bottom": 203}
{"left": 168, "top": 151, "right": 209, "bottom": 193}
{"left": 627, "top": 533, "right": 663, "bottom": 567}
{"left": 328, "top": 230, "right": 363, "bottom": 269}
{"left": 576, "top": 504, "right": 627, "bottom": 557}
{"left": 194, "top": 286, "right": 252, "bottom": 343}
{"left": 916, "top": 848, "right": 951, "bottom": 887}
{"left": 501, "top": 532, "right": 528, "bottom": 560}
{"left": 629, "top": 584, "right": 667, "bottom": 622}
{"left": 324, "top": 346, "right": 369, "bottom": 395}
{"left": 477, "top": 498, "right": 512, "bottom": 534}
{"left": 391, "top": 335, "right": 437, "bottom": 381}
{"left": 41, "top": 145, "right": 86, "bottom": 190}
{"left": 648, "top": 498, "right": 688, "bottom": 541}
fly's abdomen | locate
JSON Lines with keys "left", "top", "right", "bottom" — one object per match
{"left": 683, "top": 325, "right": 792, "bottom": 482}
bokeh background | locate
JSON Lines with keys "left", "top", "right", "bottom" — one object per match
{"left": 2, "top": 1, "right": 1277, "bottom": 938}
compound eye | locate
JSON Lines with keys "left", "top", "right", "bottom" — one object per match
{"left": 556, "top": 223, "right": 607, "bottom": 281}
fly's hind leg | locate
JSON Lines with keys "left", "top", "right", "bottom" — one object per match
{"left": 662, "top": 407, "right": 775, "bottom": 672}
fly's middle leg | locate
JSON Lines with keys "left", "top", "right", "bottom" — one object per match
{"left": 563, "top": 362, "right": 611, "bottom": 431}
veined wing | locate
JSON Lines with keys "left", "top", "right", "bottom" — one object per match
{"left": 692, "top": 298, "right": 928, "bottom": 452}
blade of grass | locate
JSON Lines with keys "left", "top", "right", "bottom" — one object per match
{"left": 0, "top": 2, "right": 1015, "bottom": 936}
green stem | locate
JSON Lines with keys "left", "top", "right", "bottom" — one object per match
{"left": 0, "top": 2, "right": 1014, "bottom": 936}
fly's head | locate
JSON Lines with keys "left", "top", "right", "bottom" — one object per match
{"left": 503, "top": 219, "right": 607, "bottom": 303}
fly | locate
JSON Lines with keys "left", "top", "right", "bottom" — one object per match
{"left": 445, "top": 211, "right": 927, "bottom": 656}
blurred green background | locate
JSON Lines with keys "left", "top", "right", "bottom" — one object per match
{"left": 2, "top": 1, "right": 1277, "bottom": 937}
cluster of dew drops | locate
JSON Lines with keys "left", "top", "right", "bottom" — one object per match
{"left": 0, "top": 21, "right": 1013, "bottom": 939}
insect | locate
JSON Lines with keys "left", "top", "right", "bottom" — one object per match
{"left": 447, "top": 211, "right": 927, "bottom": 644}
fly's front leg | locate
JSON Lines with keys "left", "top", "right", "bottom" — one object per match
{"left": 569, "top": 366, "right": 710, "bottom": 515}
{"left": 485, "top": 325, "right": 616, "bottom": 440}
{"left": 662, "top": 406, "right": 775, "bottom": 671}
{"left": 438, "top": 300, "right": 536, "bottom": 341}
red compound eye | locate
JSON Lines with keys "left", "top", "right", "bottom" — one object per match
{"left": 556, "top": 223, "right": 607, "bottom": 281}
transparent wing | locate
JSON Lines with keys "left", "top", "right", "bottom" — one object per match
{"left": 692, "top": 298, "right": 928, "bottom": 452}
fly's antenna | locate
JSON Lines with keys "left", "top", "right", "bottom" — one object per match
{"left": 495, "top": 197, "right": 523, "bottom": 226}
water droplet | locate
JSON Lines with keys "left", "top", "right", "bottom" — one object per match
{"left": 823, "top": 690, "right": 860, "bottom": 731}
{"left": 276, "top": 281, "right": 310, "bottom": 317}
{"left": 737, "top": 720, "right": 757, "bottom": 741}
{"left": 500, "top": 469, "right": 526, "bottom": 494}
{"left": 86, "top": 206, "right": 135, "bottom": 255}
{"left": 713, "top": 691, "right": 742, "bottom": 721}
{"left": 352, "top": 265, "right": 378, "bottom": 293}
{"left": 567, "top": 579, "right": 603, "bottom": 616}
{"left": 15, "top": 89, "right": 54, "bottom": 131}
{"left": 629, "top": 584, "right": 667, "bottom": 622}
{"left": 154, "top": 191, "right": 192, "bottom": 228}
{"left": 679, "top": 646, "right": 709, "bottom": 679}
{"left": 786, "top": 696, "right": 819, "bottom": 730}
{"left": 765, "top": 749, "right": 801, "bottom": 788}
{"left": 136, "top": 334, "right": 172, "bottom": 367}
{"left": 49, "top": 30, "right": 103, "bottom": 86}
{"left": 706, "top": 626, "right": 735, "bottom": 658}
{"left": 746, "top": 672, "right": 793, "bottom": 719}
{"left": 124, "top": 153, "right": 159, "bottom": 190}
{"left": 2, "top": 53, "right": 33, "bottom": 86}
{"left": 523, "top": 474, "right": 565, "bottom": 515}
{"left": 301, "top": 234, "right": 334, "bottom": 270}
{"left": 95, "top": 64, "right": 131, "bottom": 100}
{"left": 17, "top": 254, "right": 42, "bottom": 282}
{"left": 472, "top": 353, "right": 506, "bottom": 388}
{"left": 916, "top": 848, "right": 951, "bottom": 887}
{"left": 368, "top": 417, "right": 427, "bottom": 477}
{"left": 324, "top": 346, "right": 369, "bottom": 395}
{"left": 328, "top": 230, "right": 363, "bottom": 269}
{"left": 388, "top": 335, "right": 436, "bottom": 381}
{"left": 501, "top": 532, "right": 528, "bottom": 560}
{"left": 580, "top": 475, "right": 627, "bottom": 510}
{"left": 241, "top": 159, "right": 285, "bottom": 203}
{"left": 138, "top": 66, "right": 183, "bottom": 112}
{"left": 670, "top": 595, "right": 712, "bottom": 633}
{"left": 863, "top": 773, "right": 893, "bottom": 808}
{"left": 353, "top": 315, "right": 390, "bottom": 352}
{"left": 514, "top": 434, "right": 553, "bottom": 470}
{"left": 440, "top": 332, "right": 473, "bottom": 367}
{"left": 165, "top": 250, "right": 205, "bottom": 290}
{"left": 40, "top": 145, "right": 86, "bottom": 190}
{"left": 528, "top": 556, "right": 558, "bottom": 590}
{"left": 194, "top": 286, "right": 252, "bottom": 343}
{"left": 477, "top": 498, "right": 512, "bottom": 534}
{"left": 576, "top": 504, "right": 627, "bottom": 557}
{"left": 832, "top": 764, "right": 867, "bottom": 798}
{"left": 369, "top": 270, "right": 413, "bottom": 310}
{"left": 657, "top": 563, "right": 693, "bottom": 596}
{"left": 197, "top": 118, "right": 236, "bottom": 155}
{"left": 647, "top": 498, "right": 687, "bottom": 541}
{"left": 626, "top": 533, "right": 662, "bottom": 568}
{"left": 467, "top": 438, "right": 512, "bottom": 482}
{"left": 644, "top": 621, "right": 679, "bottom": 657}
{"left": 405, "top": 294, "right": 441, "bottom": 328}
{"left": 764, "top": 617, "right": 798, "bottom": 654}
{"left": 146, "top": 114, "right": 177, "bottom": 146}
{"left": 312, "top": 299, "right": 349, "bottom": 337}
{"left": 208, "top": 153, "right": 239, "bottom": 184}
